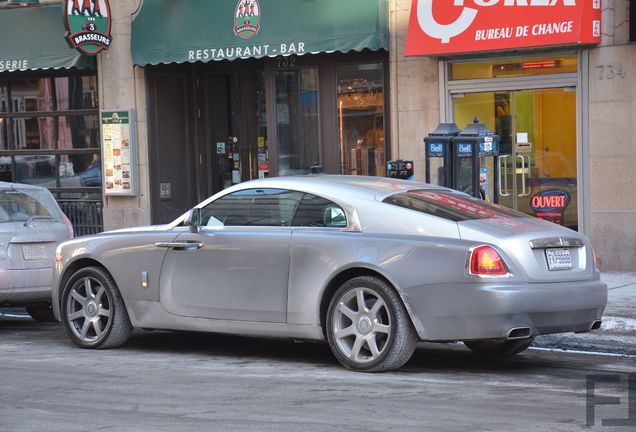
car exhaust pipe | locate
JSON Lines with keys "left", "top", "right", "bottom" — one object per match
{"left": 505, "top": 327, "right": 532, "bottom": 340}
{"left": 590, "top": 320, "right": 602, "bottom": 331}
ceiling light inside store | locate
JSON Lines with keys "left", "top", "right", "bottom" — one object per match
{"left": 7, "top": 0, "right": 39, "bottom": 7}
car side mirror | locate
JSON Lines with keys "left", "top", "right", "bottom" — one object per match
{"left": 185, "top": 208, "right": 201, "bottom": 233}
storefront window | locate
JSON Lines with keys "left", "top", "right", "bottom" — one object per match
{"left": 0, "top": 83, "right": 7, "bottom": 112}
{"left": 275, "top": 68, "right": 320, "bottom": 176}
{"left": 0, "top": 73, "right": 100, "bottom": 207}
{"left": 452, "top": 87, "right": 578, "bottom": 230}
{"left": 450, "top": 55, "right": 577, "bottom": 80}
{"left": 337, "top": 63, "right": 385, "bottom": 176}
{"left": 9, "top": 77, "right": 98, "bottom": 112}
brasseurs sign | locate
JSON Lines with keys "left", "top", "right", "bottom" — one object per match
{"left": 64, "top": 0, "right": 112, "bottom": 55}
{"left": 405, "top": 0, "right": 601, "bottom": 56}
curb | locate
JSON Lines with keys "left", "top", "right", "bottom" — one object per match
{"left": 535, "top": 333, "right": 636, "bottom": 356}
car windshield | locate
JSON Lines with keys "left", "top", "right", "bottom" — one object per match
{"left": 0, "top": 189, "right": 60, "bottom": 223}
{"left": 383, "top": 190, "right": 529, "bottom": 222}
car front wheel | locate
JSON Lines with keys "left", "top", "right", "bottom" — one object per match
{"left": 61, "top": 266, "right": 132, "bottom": 349}
{"left": 326, "top": 276, "right": 417, "bottom": 372}
{"left": 463, "top": 337, "right": 534, "bottom": 357}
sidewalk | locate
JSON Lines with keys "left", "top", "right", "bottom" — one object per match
{"left": 535, "top": 272, "right": 636, "bottom": 355}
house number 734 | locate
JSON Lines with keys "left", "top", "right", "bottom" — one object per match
{"left": 597, "top": 64, "right": 626, "bottom": 80}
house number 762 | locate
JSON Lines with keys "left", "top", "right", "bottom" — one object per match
{"left": 597, "top": 64, "right": 626, "bottom": 80}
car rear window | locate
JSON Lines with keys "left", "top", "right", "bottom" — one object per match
{"left": 382, "top": 190, "right": 528, "bottom": 222}
{"left": 0, "top": 189, "right": 60, "bottom": 223}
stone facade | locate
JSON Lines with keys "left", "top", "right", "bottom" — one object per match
{"left": 97, "top": 0, "right": 151, "bottom": 231}
{"left": 587, "top": 0, "right": 636, "bottom": 270}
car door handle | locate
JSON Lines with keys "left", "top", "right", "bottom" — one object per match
{"left": 154, "top": 241, "right": 203, "bottom": 250}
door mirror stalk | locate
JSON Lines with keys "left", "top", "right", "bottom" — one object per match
{"left": 185, "top": 208, "right": 201, "bottom": 233}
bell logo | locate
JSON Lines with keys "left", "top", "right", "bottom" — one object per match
{"left": 415, "top": 0, "right": 576, "bottom": 44}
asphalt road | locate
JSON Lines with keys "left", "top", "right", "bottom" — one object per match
{"left": 1, "top": 313, "right": 635, "bottom": 432}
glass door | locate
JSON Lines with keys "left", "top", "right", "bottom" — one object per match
{"left": 274, "top": 68, "right": 320, "bottom": 176}
{"left": 453, "top": 87, "right": 578, "bottom": 230}
{"left": 205, "top": 70, "right": 268, "bottom": 194}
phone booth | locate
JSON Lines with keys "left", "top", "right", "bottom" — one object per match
{"left": 452, "top": 120, "right": 500, "bottom": 202}
{"left": 424, "top": 122, "right": 460, "bottom": 187}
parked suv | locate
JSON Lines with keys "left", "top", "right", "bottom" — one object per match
{"left": 0, "top": 182, "right": 74, "bottom": 321}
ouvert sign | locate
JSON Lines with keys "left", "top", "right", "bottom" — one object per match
{"left": 405, "top": 0, "right": 601, "bottom": 56}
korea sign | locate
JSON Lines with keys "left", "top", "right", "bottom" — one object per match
{"left": 405, "top": 0, "right": 601, "bottom": 56}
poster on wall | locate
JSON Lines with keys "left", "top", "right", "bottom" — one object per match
{"left": 100, "top": 110, "right": 137, "bottom": 196}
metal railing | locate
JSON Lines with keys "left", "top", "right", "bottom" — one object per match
{"left": 57, "top": 199, "right": 103, "bottom": 237}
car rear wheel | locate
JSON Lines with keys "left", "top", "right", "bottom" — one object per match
{"left": 326, "top": 276, "right": 417, "bottom": 372}
{"left": 61, "top": 266, "right": 132, "bottom": 349}
{"left": 463, "top": 337, "right": 534, "bottom": 357}
{"left": 26, "top": 304, "right": 56, "bottom": 322}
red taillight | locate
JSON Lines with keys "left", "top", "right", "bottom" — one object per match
{"left": 592, "top": 249, "right": 599, "bottom": 271}
{"left": 470, "top": 245, "right": 508, "bottom": 276}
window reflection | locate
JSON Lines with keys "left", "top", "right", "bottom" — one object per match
{"left": 10, "top": 77, "right": 97, "bottom": 112}
{"left": 5, "top": 114, "right": 98, "bottom": 151}
{"left": 275, "top": 68, "right": 320, "bottom": 176}
{"left": 337, "top": 63, "right": 385, "bottom": 176}
{"left": 0, "top": 84, "right": 7, "bottom": 112}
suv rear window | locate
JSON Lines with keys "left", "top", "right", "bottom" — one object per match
{"left": 0, "top": 189, "right": 59, "bottom": 223}
{"left": 382, "top": 190, "right": 528, "bottom": 222}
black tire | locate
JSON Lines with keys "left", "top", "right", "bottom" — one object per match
{"left": 61, "top": 266, "right": 132, "bottom": 349}
{"left": 463, "top": 337, "right": 534, "bottom": 357}
{"left": 26, "top": 304, "right": 56, "bottom": 322}
{"left": 326, "top": 276, "right": 418, "bottom": 372}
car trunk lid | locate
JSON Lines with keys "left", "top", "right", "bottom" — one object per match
{"left": 1, "top": 219, "right": 68, "bottom": 270}
{"left": 458, "top": 217, "right": 595, "bottom": 282}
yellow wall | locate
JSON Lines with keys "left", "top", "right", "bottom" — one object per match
{"left": 535, "top": 89, "right": 576, "bottom": 178}
{"left": 453, "top": 93, "right": 495, "bottom": 131}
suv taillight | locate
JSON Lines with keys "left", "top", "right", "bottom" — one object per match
{"left": 62, "top": 213, "right": 74, "bottom": 239}
{"left": 469, "top": 245, "right": 508, "bottom": 276}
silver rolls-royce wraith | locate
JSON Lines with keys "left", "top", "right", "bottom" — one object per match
{"left": 52, "top": 175, "right": 606, "bottom": 372}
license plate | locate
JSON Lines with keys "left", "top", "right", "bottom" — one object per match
{"left": 546, "top": 248, "right": 572, "bottom": 270}
{"left": 22, "top": 244, "right": 47, "bottom": 261}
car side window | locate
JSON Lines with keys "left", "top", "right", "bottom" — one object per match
{"left": 201, "top": 188, "right": 303, "bottom": 227}
{"left": 291, "top": 193, "right": 347, "bottom": 228}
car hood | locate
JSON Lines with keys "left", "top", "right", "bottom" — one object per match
{"left": 457, "top": 217, "right": 595, "bottom": 282}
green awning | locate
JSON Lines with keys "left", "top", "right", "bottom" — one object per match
{"left": 0, "top": 5, "right": 94, "bottom": 73}
{"left": 132, "top": 0, "right": 389, "bottom": 66}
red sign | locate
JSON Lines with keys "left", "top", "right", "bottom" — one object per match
{"left": 405, "top": 0, "right": 601, "bottom": 56}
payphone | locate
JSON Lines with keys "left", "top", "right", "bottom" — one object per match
{"left": 452, "top": 120, "right": 500, "bottom": 202}
{"left": 424, "top": 122, "right": 460, "bottom": 187}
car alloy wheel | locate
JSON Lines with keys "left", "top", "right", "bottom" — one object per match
{"left": 62, "top": 266, "right": 132, "bottom": 349}
{"left": 332, "top": 287, "right": 391, "bottom": 363}
{"left": 327, "top": 276, "right": 417, "bottom": 372}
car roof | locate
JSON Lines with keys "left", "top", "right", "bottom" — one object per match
{"left": 0, "top": 181, "right": 50, "bottom": 192}
{"left": 226, "top": 175, "right": 448, "bottom": 201}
